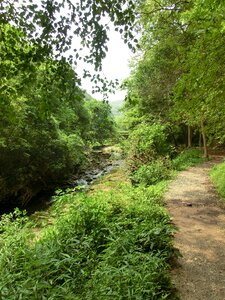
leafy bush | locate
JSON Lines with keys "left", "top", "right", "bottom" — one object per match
{"left": 131, "top": 158, "right": 172, "bottom": 186}
{"left": 0, "top": 184, "right": 175, "bottom": 299}
{"left": 84, "top": 99, "right": 115, "bottom": 144}
{"left": 129, "top": 148, "right": 205, "bottom": 187}
{"left": 210, "top": 160, "right": 225, "bottom": 199}
{"left": 127, "top": 122, "right": 171, "bottom": 171}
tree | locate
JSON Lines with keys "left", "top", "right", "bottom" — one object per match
{"left": 0, "top": 0, "right": 137, "bottom": 68}
{"left": 0, "top": 27, "right": 86, "bottom": 206}
{"left": 123, "top": 0, "right": 191, "bottom": 146}
{"left": 85, "top": 98, "right": 115, "bottom": 144}
{"left": 0, "top": 23, "right": 116, "bottom": 208}
{"left": 172, "top": 0, "right": 225, "bottom": 155}
{"left": 124, "top": 0, "right": 225, "bottom": 152}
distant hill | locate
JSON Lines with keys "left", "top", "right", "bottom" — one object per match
{"left": 109, "top": 99, "right": 124, "bottom": 116}
{"left": 84, "top": 90, "right": 125, "bottom": 116}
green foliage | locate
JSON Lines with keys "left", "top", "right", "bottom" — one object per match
{"left": 125, "top": 123, "right": 173, "bottom": 186}
{"left": 84, "top": 99, "right": 115, "bottom": 144}
{"left": 171, "top": 0, "right": 225, "bottom": 142}
{"left": 123, "top": 0, "right": 225, "bottom": 148}
{"left": 131, "top": 159, "right": 172, "bottom": 186}
{"left": 127, "top": 122, "right": 171, "bottom": 170}
{"left": 0, "top": 0, "right": 137, "bottom": 77}
{"left": 0, "top": 24, "right": 116, "bottom": 207}
{"left": 0, "top": 50, "right": 86, "bottom": 205}
{"left": 210, "top": 160, "right": 225, "bottom": 200}
{"left": 130, "top": 148, "right": 206, "bottom": 187}
{"left": 0, "top": 0, "right": 137, "bottom": 207}
{"left": 0, "top": 184, "right": 175, "bottom": 299}
{"left": 172, "top": 148, "right": 205, "bottom": 171}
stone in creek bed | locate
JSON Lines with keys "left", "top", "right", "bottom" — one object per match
{"left": 74, "top": 179, "right": 88, "bottom": 187}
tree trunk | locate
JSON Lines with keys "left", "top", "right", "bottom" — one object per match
{"left": 188, "top": 125, "right": 192, "bottom": 148}
{"left": 201, "top": 120, "right": 208, "bottom": 158}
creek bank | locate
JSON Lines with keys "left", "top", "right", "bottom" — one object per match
{"left": 26, "top": 145, "right": 124, "bottom": 213}
{"left": 62, "top": 145, "right": 124, "bottom": 190}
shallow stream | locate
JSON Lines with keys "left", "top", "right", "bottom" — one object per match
{"left": 26, "top": 146, "right": 124, "bottom": 213}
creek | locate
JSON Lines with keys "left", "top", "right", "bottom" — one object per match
{"left": 26, "top": 145, "right": 124, "bottom": 214}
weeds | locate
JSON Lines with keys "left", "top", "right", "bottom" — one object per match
{"left": 130, "top": 149, "right": 205, "bottom": 187}
{"left": 131, "top": 158, "right": 172, "bottom": 186}
{"left": 0, "top": 182, "right": 175, "bottom": 299}
{"left": 172, "top": 148, "right": 205, "bottom": 171}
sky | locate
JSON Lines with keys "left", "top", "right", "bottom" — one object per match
{"left": 67, "top": 0, "right": 135, "bottom": 103}
{"left": 75, "top": 27, "right": 134, "bottom": 103}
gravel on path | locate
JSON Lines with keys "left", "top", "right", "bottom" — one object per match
{"left": 165, "top": 157, "right": 225, "bottom": 300}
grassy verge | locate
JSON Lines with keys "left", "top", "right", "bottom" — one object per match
{"left": 210, "top": 159, "right": 225, "bottom": 199}
{"left": 172, "top": 148, "right": 206, "bottom": 171}
{"left": 0, "top": 169, "right": 175, "bottom": 300}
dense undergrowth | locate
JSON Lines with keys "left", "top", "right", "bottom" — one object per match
{"left": 210, "top": 160, "right": 225, "bottom": 200}
{"left": 0, "top": 180, "right": 174, "bottom": 300}
{"left": 171, "top": 148, "right": 206, "bottom": 171}
{"left": 122, "top": 122, "right": 205, "bottom": 187}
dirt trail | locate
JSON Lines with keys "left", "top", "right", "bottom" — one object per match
{"left": 165, "top": 157, "right": 225, "bottom": 300}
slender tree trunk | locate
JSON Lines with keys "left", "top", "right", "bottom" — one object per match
{"left": 188, "top": 125, "right": 192, "bottom": 148}
{"left": 201, "top": 120, "right": 208, "bottom": 158}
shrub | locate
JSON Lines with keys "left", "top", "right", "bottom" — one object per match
{"left": 127, "top": 122, "right": 171, "bottom": 171}
{"left": 131, "top": 159, "right": 172, "bottom": 186}
{"left": 0, "top": 184, "right": 175, "bottom": 300}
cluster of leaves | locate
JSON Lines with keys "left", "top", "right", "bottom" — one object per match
{"left": 0, "top": 0, "right": 141, "bottom": 100}
{"left": 124, "top": 122, "right": 173, "bottom": 185}
{"left": 126, "top": 122, "right": 171, "bottom": 169}
{"left": 130, "top": 147, "right": 205, "bottom": 186}
{"left": 0, "top": 24, "right": 115, "bottom": 208}
{"left": 0, "top": 183, "right": 175, "bottom": 299}
{"left": 0, "top": 0, "right": 138, "bottom": 71}
{"left": 131, "top": 159, "right": 172, "bottom": 186}
{"left": 84, "top": 98, "right": 116, "bottom": 144}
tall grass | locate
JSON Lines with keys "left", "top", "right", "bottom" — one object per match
{"left": 0, "top": 183, "right": 175, "bottom": 300}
